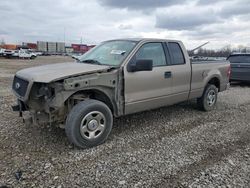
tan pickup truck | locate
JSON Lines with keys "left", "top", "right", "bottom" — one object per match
{"left": 12, "top": 38, "right": 231, "bottom": 148}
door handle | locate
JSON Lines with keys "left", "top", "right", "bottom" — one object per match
{"left": 164, "top": 71, "right": 172, "bottom": 78}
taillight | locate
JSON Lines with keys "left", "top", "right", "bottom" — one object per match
{"left": 227, "top": 65, "right": 231, "bottom": 78}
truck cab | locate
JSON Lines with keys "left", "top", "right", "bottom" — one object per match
{"left": 123, "top": 39, "right": 192, "bottom": 114}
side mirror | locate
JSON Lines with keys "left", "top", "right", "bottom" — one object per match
{"left": 127, "top": 59, "right": 153, "bottom": 72}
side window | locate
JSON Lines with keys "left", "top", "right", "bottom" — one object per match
{"left": 135, "top": 43, "right": 166, "bottom": 67}
{"left": 168, "top": 42, "right": 185, "bottom": 65}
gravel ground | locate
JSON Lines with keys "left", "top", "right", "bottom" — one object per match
{"left": 0, "top": 56, "right": 249, "bottom": 187}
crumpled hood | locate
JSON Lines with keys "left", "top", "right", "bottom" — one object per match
{"left": 16, "top": 62, "right": 110, "bottom": 83}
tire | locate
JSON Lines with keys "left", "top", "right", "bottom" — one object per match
{"left": 65, "top": 99, "right": 113, "bottom": 149}
{"left": 30, "top": 56, "right": 36, "bottom": 59}
{"left": 197, "top": 84, "right": 218, "bottom": 111}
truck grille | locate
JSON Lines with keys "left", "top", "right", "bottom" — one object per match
{"left": 12, "top": 76, "right": 29, "bottom": 97}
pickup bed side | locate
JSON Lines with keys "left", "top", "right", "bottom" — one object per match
{"left": 189, "top": 61, "right": 230, "bottom": 99}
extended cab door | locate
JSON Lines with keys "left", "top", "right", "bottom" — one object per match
{"left": 165, "top": 42, "right": 191, "bottom": 100}
{"left": 124, "top": 42, "right": 174, "bottom": 114}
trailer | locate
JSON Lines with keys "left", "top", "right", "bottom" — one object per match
{"left": 57, "top": 42, "right": 65, "bottom": 53}
{"left": 37, "top": 41, "right": 47, "bottom": 52}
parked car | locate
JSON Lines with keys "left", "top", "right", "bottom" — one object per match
{"left": 18, "top": 49, "right": 37, "bottom": 59}
{"left": 12, "top": 38, "right": 230, "bottom": 148}
{"left": 33, "top": 51, "right": 43, "bottom": 56}
{"left": 71, "top": 53, "right": 84, "bottom": 60}
{"left": 3, "top": 49, "right": 37, "bottom": 59}
{"left": 12, "top": 50, "right": 20, "bottom": 58}
{"left": 227, "top": 53, "right": 250, "bottom": 82}
{"left": 0, "top": 48, "right": 5, "bottom": 57}
{"left": 3, "top": 49, "right": 15, "bottom": 58}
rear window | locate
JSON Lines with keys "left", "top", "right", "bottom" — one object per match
{"left": 168, "top": 42, "right": 185, "bottom": 65}
{"left": 228, "top": 55, "right": 250, "bottom": 63}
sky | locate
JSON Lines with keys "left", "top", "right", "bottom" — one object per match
{"left": 0, "top": 0, "right": 250, "bottom": 49}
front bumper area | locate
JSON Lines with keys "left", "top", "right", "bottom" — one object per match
{"left": 12, "top": 100, "right": 28, "bottom": 117}
{"left": 12, "top": 100, "right": 50, "bottom": 126}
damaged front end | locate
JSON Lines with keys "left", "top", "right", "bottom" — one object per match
{"left": 11, "top": 67, "right": 122, "bottom": 127}
{"left": 12, "top": 76, "right": 66, "bottom": 126}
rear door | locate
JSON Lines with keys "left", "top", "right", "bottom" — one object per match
{"left": 165, "top": 42, "right": 191, "bottom": 100}
{"left": 228, "top": 55, "right": 250, "bottom": 81}
{"left": 124, "top": 42, "right": 174, "bottom": 114}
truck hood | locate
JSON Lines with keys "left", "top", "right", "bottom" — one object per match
{"left": 16, "top": 62, "right": 110, "bottom": 83}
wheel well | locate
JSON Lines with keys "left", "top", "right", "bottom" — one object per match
{"left": 68, "top": 89, "right": 114, "bottom": 113}
{"left": 88, "top": 90, "right": 114, "bottom": 113}
{"left": 208, "top": 77, "right": 220, "bottom": 91}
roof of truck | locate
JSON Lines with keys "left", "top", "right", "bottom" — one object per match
{"left": 229, "top": 53, "right": 250, "bottom": 56}
{"left": 105, "top": 38, "right": 181, "bottom": 43}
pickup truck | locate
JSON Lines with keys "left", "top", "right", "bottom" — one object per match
{"left": 3, "top": 49, "right": 37, "bottom": 59}
{"left": 18, "top": 49, "right": 37, "bottom": 59}
{"left": 12, "top": 38, "right": 230, "bottom": 148}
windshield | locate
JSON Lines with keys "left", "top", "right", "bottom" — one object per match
{"left": 228, "top": 55, "right": 250, "bottom": 63}
{"left": 79, "top": 40, "right": 137, "bottom": 66}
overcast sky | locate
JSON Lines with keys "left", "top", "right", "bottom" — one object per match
{"left": 0, "top": 0, "right": 250, "bottom": 49}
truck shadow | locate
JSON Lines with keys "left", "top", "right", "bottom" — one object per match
{"left": 112, "top": 100, "right": 205, "bottom": 140}
{"left": 17, "top": 99, "right": 227, "bottom": 151}
{"left": 11, "top": 100, "right": 199, "bottom": 152}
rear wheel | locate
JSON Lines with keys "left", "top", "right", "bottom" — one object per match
{"left": 197, "top": 84, "right": 218, "bottom": 111}
{"left": 65, "top": 99, "right": 113, "bottom": 149}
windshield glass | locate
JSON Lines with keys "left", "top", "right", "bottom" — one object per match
{"left": 79, "top": 40, "right": 137, "bottom": 66}
{"left": 228, "top": 55, "right": 250, "bottom": 63}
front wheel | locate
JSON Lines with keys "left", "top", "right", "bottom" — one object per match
{"left": 197, "top": 84, "right": 218, "bottom": 111}
{"left": 65, "top": 99, "right": 113, "bottom": 149}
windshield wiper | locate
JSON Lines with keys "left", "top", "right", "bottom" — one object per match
{"left": 81, "top": 59, "right": 102, "bottom": 65}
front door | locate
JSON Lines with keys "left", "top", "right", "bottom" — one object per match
{"left": 124, "top": 42, "right": 174, "bottom": 114}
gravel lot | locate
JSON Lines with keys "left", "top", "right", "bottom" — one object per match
{"left": 0, "top": 56, "right": 249, "bottom": 187}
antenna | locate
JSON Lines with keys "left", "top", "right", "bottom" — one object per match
{"left": 190, "top": 41, "right": 209, "bottom": 52}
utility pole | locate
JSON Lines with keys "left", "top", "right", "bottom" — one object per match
{"left": 63, "top": 27, "right": 66, "bottom": 44}
{"left": 0, "top": 38, "right": 5, "bottom": 45}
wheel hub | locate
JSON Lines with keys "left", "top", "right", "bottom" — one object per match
{"left": 207, "top": 90, "right": 216, "bottom": 106}
{"left": 87, "top": 119, "right": 98, "bottom": 131}
{"left": 79, "top": 111, "right": 106, "bottom": 140}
